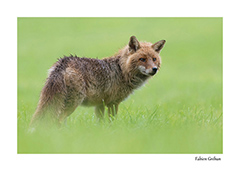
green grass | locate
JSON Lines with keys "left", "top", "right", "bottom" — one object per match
{"left": 17, "top": 17, "right": 222, "bottom": 153}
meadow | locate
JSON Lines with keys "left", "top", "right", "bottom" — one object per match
{"left": 17, "top": 18, "right": 222, "bottom": 153}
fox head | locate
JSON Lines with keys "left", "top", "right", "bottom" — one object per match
{"left": 125, "top": 36, "right": 166, "bottom": 77}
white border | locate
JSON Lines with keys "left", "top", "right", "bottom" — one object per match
{"left": 1, "top": 0, "right": 240, "bottom": 170}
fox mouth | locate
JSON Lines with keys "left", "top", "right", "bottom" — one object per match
{"left": 148, "top": 72, "right": 157, "bottom": 76}
{"left": 138, "top": 66, "right": 157, "bottom": 76}
{"left": 139, "top": 70, "right": 157, "bottom": 77}
{"left": 143, "top": 71, "right": 157, "bottom": 76}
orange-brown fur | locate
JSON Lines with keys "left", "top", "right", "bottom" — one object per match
{"left": 30, "top": 36, "right": 166, "bottom": 127}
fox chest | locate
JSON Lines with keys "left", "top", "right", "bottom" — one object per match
{"left": 105, "top": 86, "right": 133, "bottom": 104}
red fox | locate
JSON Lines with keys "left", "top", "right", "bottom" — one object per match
{"left": 30, "top": 36, "right": 166, "bottom": 126}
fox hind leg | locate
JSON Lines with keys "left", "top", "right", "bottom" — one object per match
{"left": 58, "top": 93, "right": 85, "bottom": 125}
{"left": 58, "top": 102, "right": 78, "bottom": 125}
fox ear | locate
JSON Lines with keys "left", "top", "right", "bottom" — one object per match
{"left": 129, "top": 36, "right": 140, "bottom": 52}
{"left": 152, "top": 40, "right": 166, "bottom": 53}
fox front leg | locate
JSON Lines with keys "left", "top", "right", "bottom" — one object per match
{"left": 107, "top": 104, "right": 119, "bottom": 121}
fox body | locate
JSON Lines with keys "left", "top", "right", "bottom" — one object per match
{"left": 30, "top": 36, "right": 166, "bottom": 126}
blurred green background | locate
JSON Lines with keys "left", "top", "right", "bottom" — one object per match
{"left": 18, "top": 18, "right": 222, "bottom": 153}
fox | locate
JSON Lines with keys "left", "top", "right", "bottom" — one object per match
{"left": 30, "top": 36, "right": 166, "bottom": 127}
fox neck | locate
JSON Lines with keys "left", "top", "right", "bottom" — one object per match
{"left": 128, "top": 73, "right": 149, "bottom": 89}
{"left": 106, "top": 45, "right": 150, "bottom": 89}
{"left": 118, "top": 51, "right": 150, "bottom": 88}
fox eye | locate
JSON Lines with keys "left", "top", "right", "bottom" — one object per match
{"left": 153, "top": 58, "right": 156, "bottom": 61}
{"left": 139, "top": 58, "right": 146, "bottom": 62}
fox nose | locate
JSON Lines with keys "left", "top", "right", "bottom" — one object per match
{"left": 152, "top": 67, "right": 158, "bottom": 74}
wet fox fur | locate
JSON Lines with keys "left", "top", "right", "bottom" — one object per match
{"left": 30, "top": 36, "right": 166, "bottom": 126}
